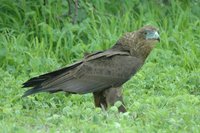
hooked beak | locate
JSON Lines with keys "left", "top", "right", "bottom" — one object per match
{"left": 146, "top": 31, "right": 160, "bottom": 42}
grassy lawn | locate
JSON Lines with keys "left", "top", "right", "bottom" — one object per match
{"left": 0, "top": 0, "right": 199, "bottom": 132}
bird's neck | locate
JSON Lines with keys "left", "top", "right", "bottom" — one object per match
{"left": 134, "top": 45, "right": 154, "bottom": 62}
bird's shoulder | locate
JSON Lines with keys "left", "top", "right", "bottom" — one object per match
{"left": 83, "top": 50, "right": 131, "bottom": 62}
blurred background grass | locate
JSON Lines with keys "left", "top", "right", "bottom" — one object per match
{"left": 0, "top": 0, "right": 199, "bottom": 132}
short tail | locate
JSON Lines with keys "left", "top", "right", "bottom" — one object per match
{"left": 22, "top": 61, "right": 82, "bottom": 97}
{"left": 22, "top": 86, "right": 44, "bottom": 97}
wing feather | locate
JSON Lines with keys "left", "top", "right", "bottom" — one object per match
{"left": 39, "top": 55, "right": 142, "bottom": 94}
{"left": 23, "top": 51, "right": 143, "bottom": 96}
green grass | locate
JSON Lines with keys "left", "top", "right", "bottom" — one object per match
{"left": 0, "top": 0, "right": 199, "bottom": 132}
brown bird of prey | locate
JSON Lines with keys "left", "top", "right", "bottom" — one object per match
{"left": 22, "top": 25, "right": 160, "bottom": 112}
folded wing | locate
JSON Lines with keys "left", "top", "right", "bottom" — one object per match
{"left": 22, "top": 51, "right": 143, "bottom": 97}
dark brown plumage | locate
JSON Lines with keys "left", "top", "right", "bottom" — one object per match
{"left": 22, "top": 25, "right": 160, "bottom": 112}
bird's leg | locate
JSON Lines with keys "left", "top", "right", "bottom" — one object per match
{"left": 93, "top": 91, "right": 107, "bottom": 110}
{"left": 93, "top": 87, "right": 126, "bottom": 112}
{"left": 104, "top": 87, "right": 126, "bottom": 113}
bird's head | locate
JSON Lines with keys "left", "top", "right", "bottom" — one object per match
{"left": 130, "top": 25, "right": 160, "bottom": 59}
{"left": 135, "top": 25, "right": 160, "bottom": 46}
{"left": 112, "top": 25, "right": 160, "bottom": 59}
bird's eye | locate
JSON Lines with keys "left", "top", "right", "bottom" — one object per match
{"left": 143, "top": 30, "right": 148, "bottom": 35}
